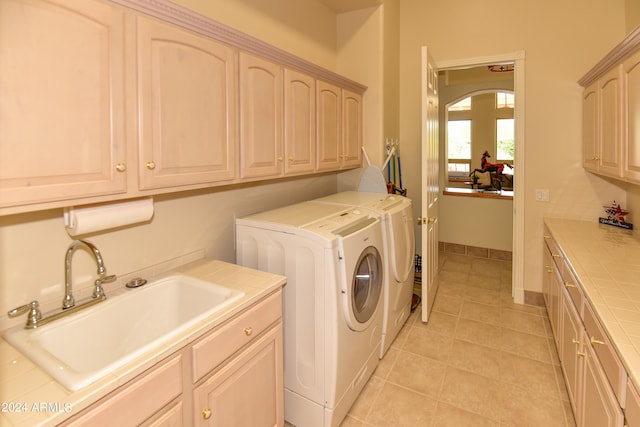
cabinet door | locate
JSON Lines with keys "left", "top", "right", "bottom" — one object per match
{"left": 193, "top": 324, "right": 283, "bottom": 427}
{"left": 137, "top": 16, "right": 237, "bottom": 190}
{"left": 0, "top": 0, "right": 126, "bottom": 208}
{"left": 239, "top": 52, "right": 283, "bottom": 179}
{"left": 284, "top": 69, "right": 316, "bottom": 175}
{"left": 623, "top": 50, "right": 640, "bottom": 182}
{"left": 560, "top": 289, "right": 583, "bottom": 415}
{"left": 598, "top": 65, "right": 624, "bottom": 177}
{"left": 316, "top": 81, "right": 342, "bottom": 171}
{"left": 582, "top": 82, "right": 599, "bottom": 172}
{"left": 341, "top": 89, "right": 363, "bottom": 168}
{"left": 580, "top": 342, "right": 624, "bottom": 427}
{"left": 549, "top": 256, "right": 563, "bottom": 351}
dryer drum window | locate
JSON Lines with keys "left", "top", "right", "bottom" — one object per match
{"left": 352, "top": 246, "right": 383, "bottom": 323}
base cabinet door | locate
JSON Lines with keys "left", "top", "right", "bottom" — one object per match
{"left": 580, "top": 343, "right": 624, "bottom": 427}
{"left": 560, "top": 290, "right": 583, "bottom": 414}
{"left": 193, "top": 324, "right": 283, "bottom": 426}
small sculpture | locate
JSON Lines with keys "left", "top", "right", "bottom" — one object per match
{"left": 473, "top": 150, "right": 513, "bottom": 176}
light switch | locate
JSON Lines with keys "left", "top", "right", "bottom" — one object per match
{"left": 535, "top": 189, "right": 550, "bottom": 202}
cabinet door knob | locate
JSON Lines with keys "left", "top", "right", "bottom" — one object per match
{"left": 115, "top": 163, "right": 127, "bottom": 172}
{"left": 146, "top": 161, "right": 156, "bottom": 170}
{"left": 202, "top": 408, "right": 212, "bottom": 420}
{"left": 565, "top": 282, "right": 576, "bottom": 288}
{"left": 572, "top": 338, "right": 581, "bottom": 345}
{"left": 243, "top": 326, "right": 253, "bottom": 336}
{"left": 590, "top": 337, "right": 606, "bottom": 345}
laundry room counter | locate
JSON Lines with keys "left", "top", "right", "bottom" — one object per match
{"left": 0, "top": 258, "right": 286, "bottom": 427}
{"left": 543, "top": 217, "right": 640, "bottom": 391}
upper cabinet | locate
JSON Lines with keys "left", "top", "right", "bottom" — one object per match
{"left": 284, "top": 69, "right": 316, "bottom": 175}
{"left": 0, "top": 0, "right": 366, "bottom": 215}
{"left": 582, "top": 66, "right": 624, "bottom": 178}
{"left": 342, "top": 89, "right": 364, "bottom": 168}
{"left": 579, "top": 26, "right": 640, "bottom": 185}
{"left": 239, "top": 52, "right": 284, "bottom": 179}
{"left": 0, "top": 0, "right": 127, "bottom": 209}
{"left": 316, "top": 82, "right": 363, "bottom": 171}
{"left": 137, "top": 15, "right": 237, "bottom": 190}
{"left": 623, "top": 50, "right": 640, "bottom": 182}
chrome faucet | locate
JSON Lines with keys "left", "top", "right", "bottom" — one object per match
{"left": 63, "top": 240, "right": 109, "bottom": 309}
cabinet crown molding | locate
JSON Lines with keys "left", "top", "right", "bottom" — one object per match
{"left": 110, "top": 0, "right": 367, "bottom": 94}
{"left": 579, "top": 24, "right": 640, "bottom": 87}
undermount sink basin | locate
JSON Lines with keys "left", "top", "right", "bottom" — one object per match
{"left": 4, "top": 274, "right": 244, "bottom": 391}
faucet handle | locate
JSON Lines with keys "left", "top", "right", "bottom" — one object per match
{"left": 8, "top": 301, "right": 42, "bottom": 329}
{"left": 93, "top": 274, "right": 116, "bottom": 299}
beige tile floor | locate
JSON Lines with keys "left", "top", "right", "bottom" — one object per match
{"left": 339, "top": 252, "right": 576, "bottom": 427}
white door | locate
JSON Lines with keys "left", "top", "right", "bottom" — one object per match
{"left": 420, "top": 46, "right": 440, "bottom": 322}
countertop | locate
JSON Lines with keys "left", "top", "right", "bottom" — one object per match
{"left": 544, "top": 217, "right": 640, "bottom": 391}
{"left": 0, "top": 259, "right": 286, "bottom": 427}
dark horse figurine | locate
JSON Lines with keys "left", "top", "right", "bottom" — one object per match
{"left": 473, "top": 150, "right": 513, "bottom": 176}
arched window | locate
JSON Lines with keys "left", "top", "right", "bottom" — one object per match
{"left": 446, "top": 91, "right": 514, "bottom": 183}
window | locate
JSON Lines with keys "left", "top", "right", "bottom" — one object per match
{"left": 496, "top": 118, "right": 514, "bottom": 162}
{"left": 446, "top": 91, "right": 514, "bottom": 184}
{"left": 496, "top": 92, "right": 514, "bottom": 109}
{"left": 448, "top": 97, "right": 471, "bottom": 111}
{"left": 447, "top": 119, "right": 471, "bottom": 178}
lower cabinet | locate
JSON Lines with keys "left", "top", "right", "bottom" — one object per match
{"left": 61, "top": 289, "right": 283, "bottom": 426}
{"left": 560, "top": 290, "right": 582, "bottom": 414}
{"left": 193, "top": 326, "right": 283, "bottom": 426}
{"left": 580, "top": 341, "right": 624, "bottom": 427}
{"left": 543, "top": 227, "right": 625, "bottom": 427}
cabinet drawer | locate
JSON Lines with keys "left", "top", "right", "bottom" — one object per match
{"left": 63, "top": 355, "right": 182, "bottom": 426}
{"left": 584, "top": 301, "right": 627, "bottom": 405}
{"left": 543, "top": 227, "right": 563, "bottom": 270}
{"left": 562, "top": 261, "right": 584, "bottom": 316}
{"left": 192, "top": 290, "right": 282, "bottom": 382}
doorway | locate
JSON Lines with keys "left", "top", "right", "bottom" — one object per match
{"left": 435, "top": 52, "right": 525, "bottom": 304}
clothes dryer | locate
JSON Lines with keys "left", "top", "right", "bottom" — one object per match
{"left": 313, "top": 191, "right": 415, "bottom": 357}
{"left": 236, "top": 202, "right": 384, "bottom": 427}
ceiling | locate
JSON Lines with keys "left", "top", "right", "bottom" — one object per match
{"left": 318, "top": 0, "right": 383, "bottom": 13}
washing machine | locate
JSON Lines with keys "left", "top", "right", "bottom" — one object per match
{"left": 313, "top": 191, "right": 415, "bottom": 358}
{"left": 236, "top": 201, "right": 384, "bottom": 427}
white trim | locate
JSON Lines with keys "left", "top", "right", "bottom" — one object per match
{"left": 438, "top": 51, "right": 526, "bottom": 304}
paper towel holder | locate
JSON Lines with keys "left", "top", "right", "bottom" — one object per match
{"left": 64, "top": 197, "right": 154, "bottom": 236}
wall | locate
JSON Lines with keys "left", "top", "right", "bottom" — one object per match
{"left": 0, "top": 0, "right": 382, "bottom": 331}
{"left": 399, "top": 0, "right": 628, "bottom": 294}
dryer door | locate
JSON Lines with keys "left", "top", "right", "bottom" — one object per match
{"left": 345, "top": 245, "right": 383, "bottom": 331}
{"left": 387, "top": 206, "right": 415, "bottom": 283}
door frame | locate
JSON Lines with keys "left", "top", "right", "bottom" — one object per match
{"left": 437, "top": 51, "right": 525, "bottom": 304}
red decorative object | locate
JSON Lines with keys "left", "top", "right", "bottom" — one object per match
{"left": 487, "top": 64, "right": 514, "bottom": 72}
{"left": 599, "top": 201, "right": 633, "bottom": 229}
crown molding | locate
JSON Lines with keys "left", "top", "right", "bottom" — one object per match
{"left": 579, "top": 24, "right": 640, "bottom": 87}
{"left": 110, "top": 0, "right": 367, "bottom": 93}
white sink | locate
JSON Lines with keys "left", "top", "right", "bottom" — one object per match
{"left": 4, "top": 274, "right": 244, "bottom": 391}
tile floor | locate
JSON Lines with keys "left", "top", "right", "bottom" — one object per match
{"left": 339, "top": 252, "right": 576, "bottom": 427}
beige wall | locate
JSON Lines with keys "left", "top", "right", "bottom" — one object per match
{"left": 399, "top": 0, "right": 628, "bottom": 293}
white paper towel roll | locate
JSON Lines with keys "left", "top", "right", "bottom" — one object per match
{"left": 64, "top": 198, "right": 154, "bottom": 236}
